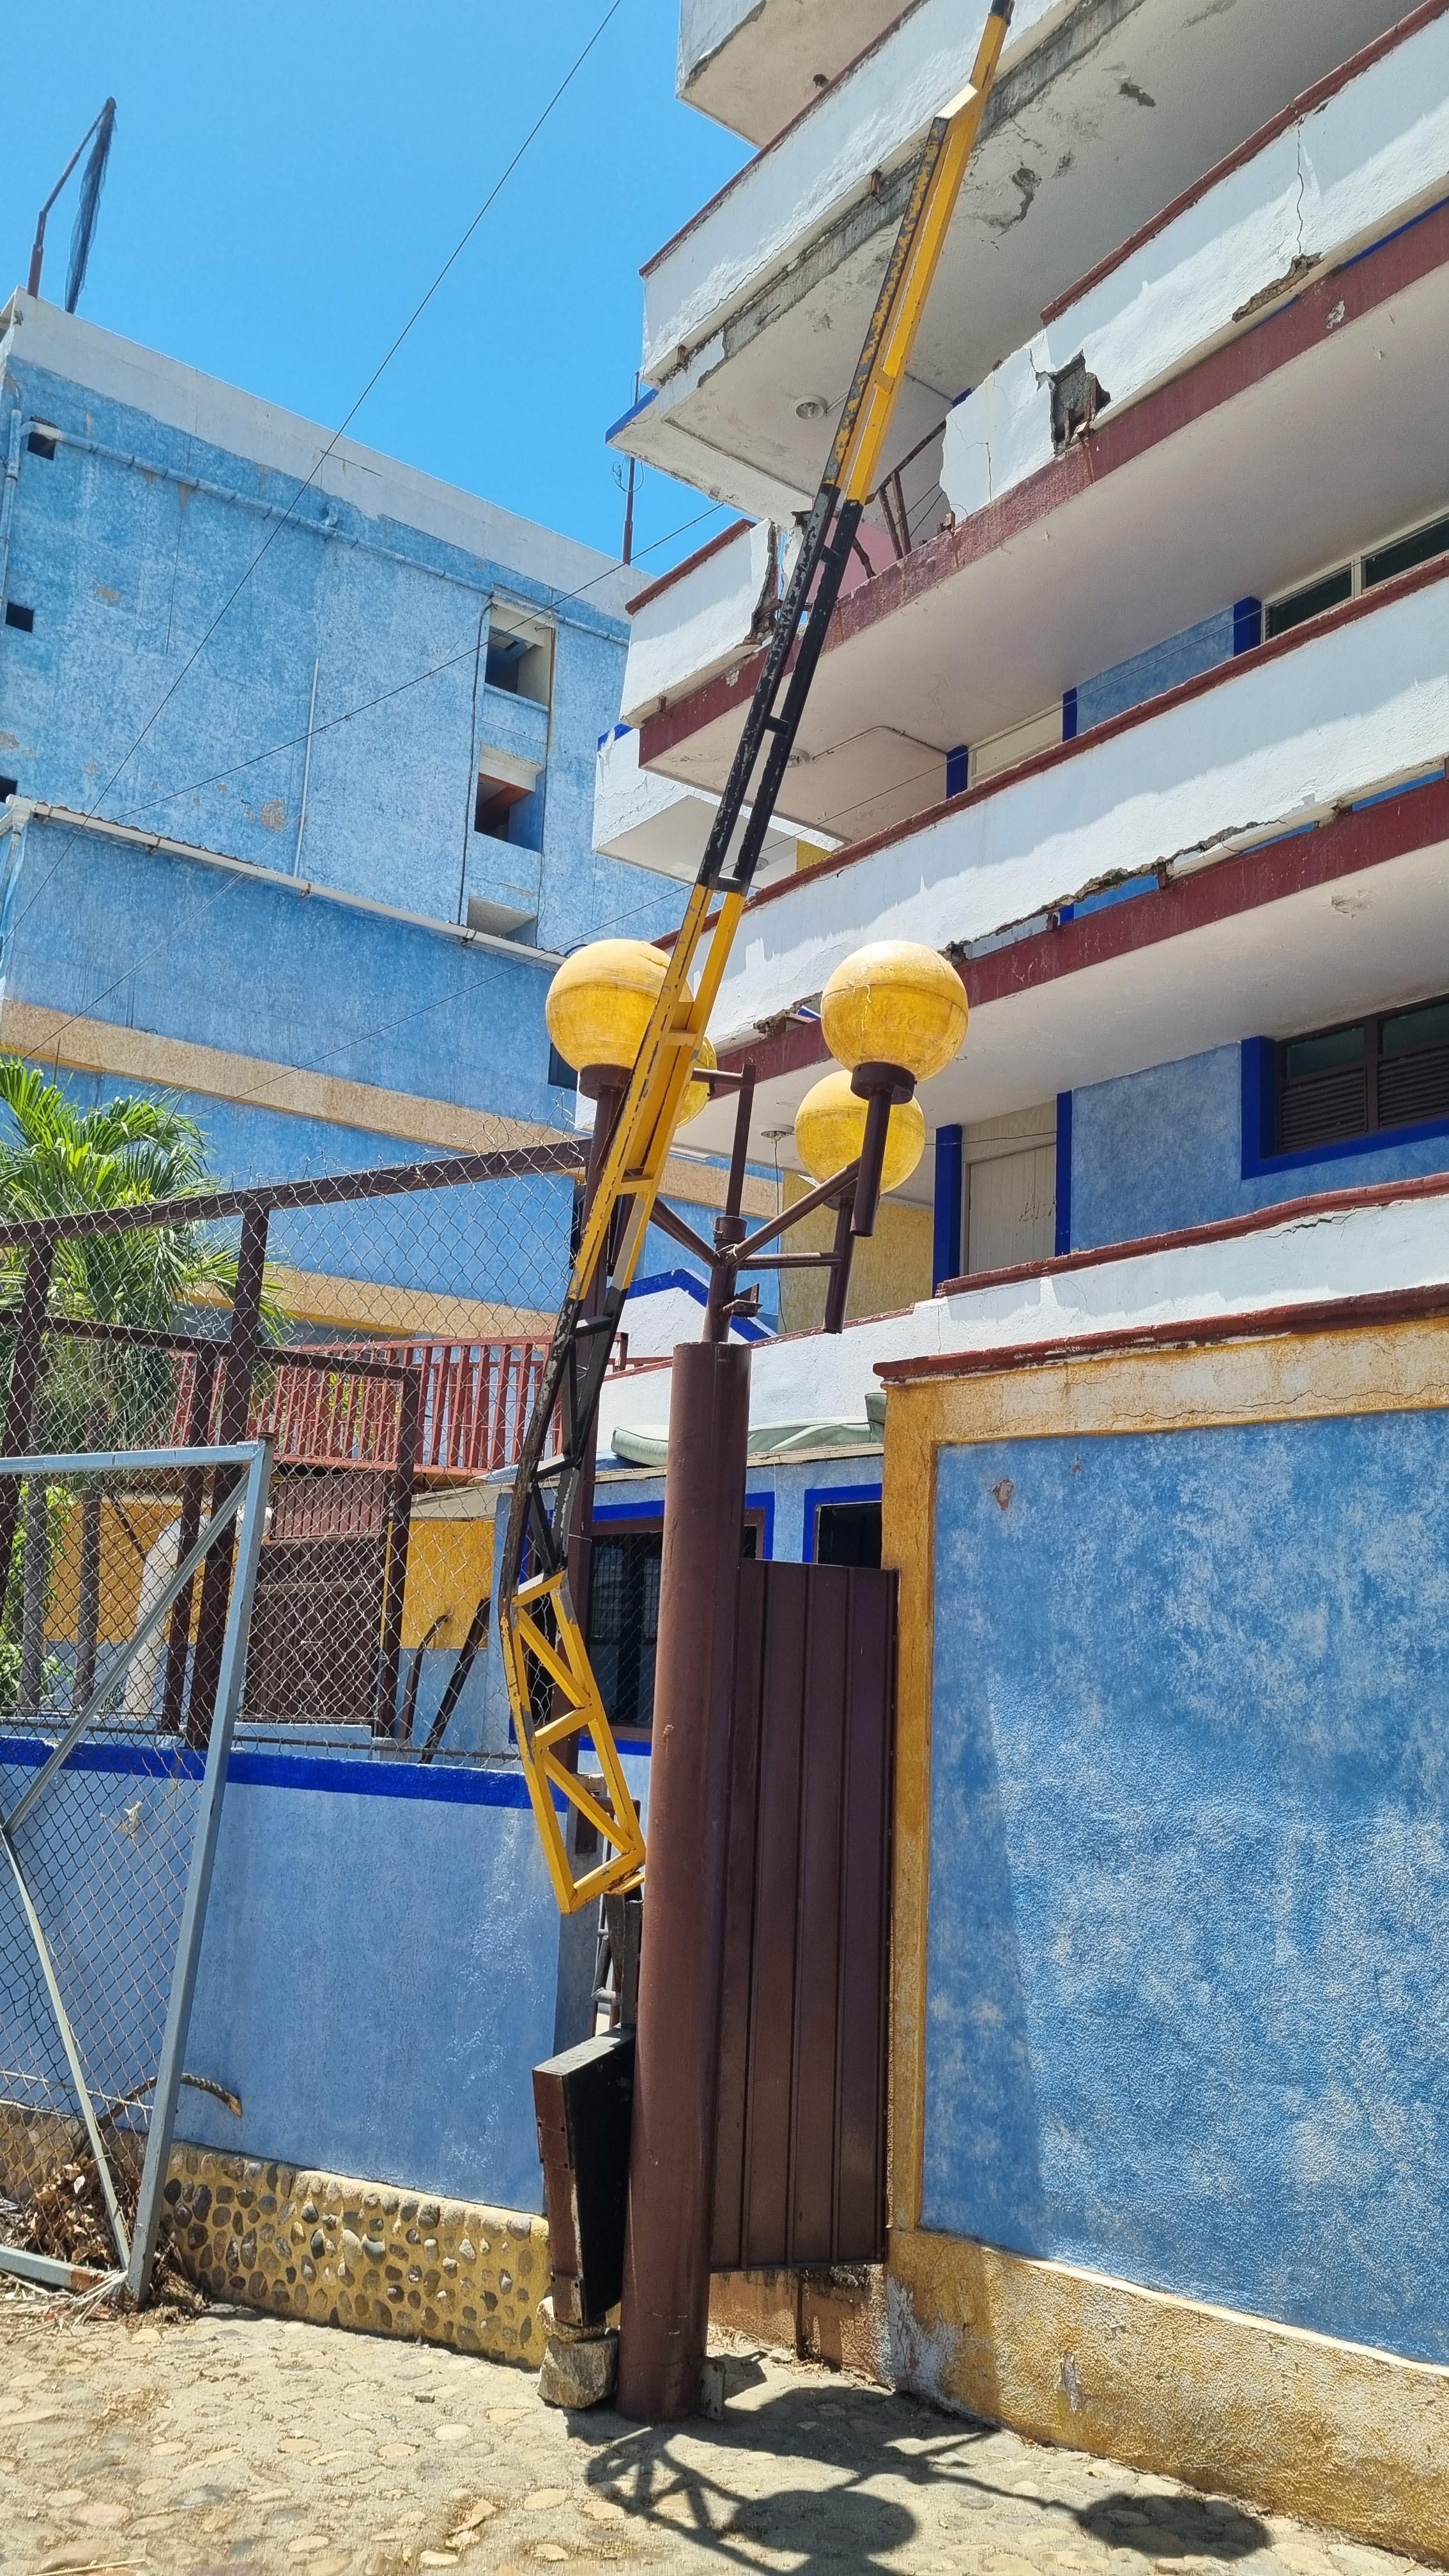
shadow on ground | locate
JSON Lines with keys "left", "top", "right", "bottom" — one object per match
{"left": 571, "top": 2358, "right": 1273, "bottom": 2571}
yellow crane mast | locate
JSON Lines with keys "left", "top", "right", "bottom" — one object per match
{"left": 500, "top": 2, "right": 1016, "bottom": 1913}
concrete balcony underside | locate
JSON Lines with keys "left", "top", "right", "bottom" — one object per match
{"left": 638, "top": 200, "right": 1449, "bottom": 841}
{"left": 678, "top": 0, "right": 908, "bottom": 147}
{"left": 620, "top": 0, "right": 1407, "bottom": 526}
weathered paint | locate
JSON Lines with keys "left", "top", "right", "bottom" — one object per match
{"left": 706, "top": 563, "right": 1449, "bottom": 1045}
{"left": 625, "top": 0, "right": 1409, "bottom": 526}
{"left": 0, "top": 300, "right": 687, "bottom": 1291}
{"left": 881, "top": 1314, "right": 1449, "bottom": 2559}
{"left": 887, "top": 2230, "right": 1449, "bottom": 2563}
{"left": 622, "top": 522, "right": 775, "bottom": 725}
{"left": 183, "top": 1760, "right": 559, "bottom": 2214}
{"left": 944, "top": 4, "right": 1449, "bottom": 518}
{"left": 598, "top": 1173, "right": 1449, "bottom": 1459}
{"left": 1072, "top": 1041, "right": 1449, "bottom": 1250}
{"left": 927, "top": 1409, "right": 1449, "bottom": 2356}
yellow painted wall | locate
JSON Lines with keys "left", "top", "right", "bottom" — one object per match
{"left": 778, "top": 1174, "right": 933, "bottom": 1333}
{"left": 399, "top": 1514, "right": 493, "bottom": 1652}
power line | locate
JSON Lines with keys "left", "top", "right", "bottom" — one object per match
{"left": 63, "top": 503, "right": 727, "bottom": 839}
{"left": 10, "top": 0, "right": 631, "bottom": 951}
{"left": 15, "top": 496, "right": 726, "bottom": 1056}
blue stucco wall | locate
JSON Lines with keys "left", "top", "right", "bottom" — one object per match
{"left": 1074, "top": 609, "right": 1235, "bottom": 736}
{"left": 185, "top": 1759, "right": 558, "bottom": 2212}
{"left": 925, "top": 1413, "right": 1449, "bottom": 2364}
{"left": 0, "top": 349, "right": 676, "bottom": 956}
{"left": 1069, "top": 1041, "right": 1449, "bottom": 1250}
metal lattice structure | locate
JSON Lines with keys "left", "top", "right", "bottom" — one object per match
{"left": 0, "top": 1443, "right": 269, "bottom": 2302}
{"left": 498, "top": 1, "right": 1016, "bottom": 1914}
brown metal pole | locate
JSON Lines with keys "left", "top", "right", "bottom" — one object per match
{"left": 617, "top": 1333, "right": 751, "bottom": 2421}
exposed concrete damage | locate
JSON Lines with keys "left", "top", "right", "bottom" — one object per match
{"left": 615, "top": 0, "right": 1411, "bottom": 526}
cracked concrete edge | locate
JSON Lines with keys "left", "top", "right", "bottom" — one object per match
{"left": 887, "top": 2232, "right": 1449, "bottom": 2567}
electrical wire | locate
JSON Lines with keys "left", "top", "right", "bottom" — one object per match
{"left": 10, "top": 0, "right": 632, "bottom": 959}
{"left": 13, "top": 498, "right": 728, "bottom": 1064}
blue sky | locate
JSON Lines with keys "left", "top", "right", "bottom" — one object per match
{"left": 0, "top": 1, "right": 746, "bottom": 572}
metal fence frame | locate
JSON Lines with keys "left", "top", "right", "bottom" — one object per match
{"left": 0, "top": 1439, "right": 272, "bottom": 2303}
{"left": 0, "top": 1140, "right": 583, "bottom": 1751}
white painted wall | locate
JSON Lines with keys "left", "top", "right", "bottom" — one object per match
{"left": 706, "top": 571, "right": 1449, "bottom": 1040}
{"left": 643, "top": 0, "right": 1066, "bottom": 376}
{"left": 944, "top": 10, "right": 1449, "bottom": 517}
{"left": 622, "top": 522, "right": 777, "bottom": 723}
{"left": 597, "top": 1181, "right": 1449, "bottom": 1447}
{"left": 593, "top": 723, "right": 811, "bottom": 882}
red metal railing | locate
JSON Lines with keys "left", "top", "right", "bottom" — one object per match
{"left": 170, "top": 1337, "right": 549, "bottom": 1477}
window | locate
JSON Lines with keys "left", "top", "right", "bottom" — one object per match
{"left": 4, "top": 603, "right": 34, "bottom": 632}
{"left": 485, "top": 610, "right": 554, "bottom": 709}
{"left": 1364, "top": 512, "right": 1449, "bottom": 592}
{"left": 815, "top": 1500, "right": 882, "bottom": 1567}
{"left": 1265, "top": 506, "right": 1449, "bottom": 645}
{"left": 26, "top": 430, "right": 57, "bottom": 461}
{"left": 589, "top": 1529, "right": 663, "bottom": 1740}
{"left": 1276, "top": 995, "right": 1449, "bottom": 1153}
{"left": 588, "top": 1510, "right": 766, "bottom": 1736}
{"left": 547, "top": 1043, "right": 577, "bottom": 1093}
{"left": 0, "top": 778, "right": 16, "bottom": 804}
{"left": 1266, "top": 566, "right": 1352, "bottom": 640}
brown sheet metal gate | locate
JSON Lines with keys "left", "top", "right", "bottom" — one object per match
{"left": 712, "top": 1559, "right": 897, "bottom": 2273}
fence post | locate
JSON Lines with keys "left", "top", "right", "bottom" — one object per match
{"left": 0, "top": 1240, "right": 55, "bottom": 1692}
{"left": 162, "top": 1347, "right": 220, "bottom": 1734}
{"left": 188, "top": 1204, "right": 268, "bottom": 1741}
{"left": 378, "top": 1361, "right": 420, "bottom": 1737}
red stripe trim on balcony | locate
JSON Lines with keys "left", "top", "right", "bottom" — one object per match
{"left": 641, "top": 200, "right": 1449, "bottom": 778}
{"left": 716, "top": 767, "right": 1449, "bottom": 1087}
{"left": 875, "top": 1278, "right": 1449, "bottom": 1386}
{"left": 626, "top": 517, "right": 755, "bottom": 618}
{"left": 1040, "top": 0, "right": 1449, "bottom": 324}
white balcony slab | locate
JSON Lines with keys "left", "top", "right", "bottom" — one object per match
{"left": 679, "top": 0, "right": 910, "bottom": 146}
{"left": 596, "top": 1179, "right": 1449, "bottom": 1448}
{"left": 636, "top": 231, "right": 1449, "bottom": 837}
{"left": 946, "top": 3, "right": 1449, "bottom": 519}
{"left": 621, "top": 0, "right": 1408, "bottom": 525}
{"left": 623, "top": 521, "right": 776, "bottom": 724}
{"left": 593, "top": 723, "right": 821, "bottom": 884}
{"left": 705, "top": 569, "right": 1449, "bottom": 1043}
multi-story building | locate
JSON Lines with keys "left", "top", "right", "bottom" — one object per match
{"left": 589, "top": 0, "right": 1449, "bottom": 2545}
{"left": 0, "top": 290, "right": 734, "bottom": 1346}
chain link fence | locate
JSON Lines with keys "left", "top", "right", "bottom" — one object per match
{"left": 0, "top": 1143, "right": 584, "bottom": 1763}
{"left": 0, "top": 1443, "right": 269, "bottom": 2300}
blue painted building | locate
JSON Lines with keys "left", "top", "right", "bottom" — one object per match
{"left": 0, "top": 289, "right": 689, "bottom": 1336}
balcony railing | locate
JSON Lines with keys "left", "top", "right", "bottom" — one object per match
{"left": 171, "top": 1337, "right": 551, "bottom": 1480}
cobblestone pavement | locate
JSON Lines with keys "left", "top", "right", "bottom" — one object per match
{"left": 0, "top": 2293, "right": 1425, "bottom": 2576}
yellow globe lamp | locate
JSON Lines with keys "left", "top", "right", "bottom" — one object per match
{"left": 794, "top": 1070, "right": 925, "bottom": 1195}
{"left": 546, "top": 940, "right": 668, "bottom": 1091}
{"left": 675, "top": 1035, "right": 717, "bottom": 1129}
{"left": 820, "top": 940, "right": 968, "bottom": 1085}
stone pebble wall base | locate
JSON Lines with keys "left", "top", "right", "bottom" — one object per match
{"left": 164, "top": 2146, "right": 549, "bottom": 2366}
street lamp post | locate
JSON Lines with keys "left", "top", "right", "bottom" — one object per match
{"left": 613, "top": 940, "right": 967, "bottom": 2420}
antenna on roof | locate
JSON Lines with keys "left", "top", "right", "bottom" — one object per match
{"left": 27, "top": 98, "right": 118, "bottom": 312}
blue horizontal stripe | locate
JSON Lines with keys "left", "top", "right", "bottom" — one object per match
{"left": 0, "top": 1733, "right": 544, "bottom": 1809}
